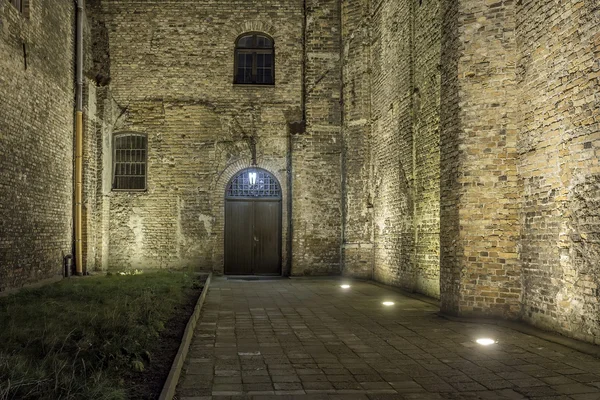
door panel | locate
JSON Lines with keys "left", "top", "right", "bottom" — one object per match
{"left": 253, "top": 201, "right": 281, "bottom": 274}
{"left": 225, "top": 201, "right": 253, "bottom": 274}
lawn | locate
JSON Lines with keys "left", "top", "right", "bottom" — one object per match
{"left": 0, "top": 271, "right": 206, "bottom": 400}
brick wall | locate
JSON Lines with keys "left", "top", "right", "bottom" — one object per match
{"left": 369, "top": 0, "right": 415, "bottom": 290}
{"left": 0, "top": 0, "right": 75, "bottom": 290}
{"left": 440, "top": 0, "right": 521, "bottom": 317}
{"left": 94, "top": 0, "right": 342, "bottom": 274}
{"left": 516, "top": 0, "right": 600, "bottom": 343}
{"left": 291, "top": 0, "right": 343, "bottom": 276}
{"left": 361, "top": 0, "right": 442, "bottom": 298}
{"left": 341, "top": 0, "right": 373, "bottom": 279}
{"left": 412, "top": 0, "right": 441, "bottom": 298}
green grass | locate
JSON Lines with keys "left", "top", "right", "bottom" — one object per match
{"left": 0, "top": 271, "right": 203, "bottom": 400}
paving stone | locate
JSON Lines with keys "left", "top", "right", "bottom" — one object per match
{"left": 175, "top": 279, "right": 600, "bottom": 398}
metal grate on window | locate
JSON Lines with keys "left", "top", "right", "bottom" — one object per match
{"left": 113, "top": 134, "right": 147, "bottom": 191}
{"left": 226, "top": 169, "right": 281, "bottom": 198}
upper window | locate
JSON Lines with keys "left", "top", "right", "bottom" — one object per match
{"left": 113, "top": 133, "right": 147, "bottom": 191}
{"left": 234, "top": 33, "right": 274, "bottom": 85}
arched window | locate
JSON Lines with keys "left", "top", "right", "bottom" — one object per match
{"left": 234, "top": 33, "right": 274, "bottom": 85}
{"left": 113, "top": 133, "right": 147, "bottom": 191}
{"left": 226, "top": 168, "right": 281, "bottom": 198}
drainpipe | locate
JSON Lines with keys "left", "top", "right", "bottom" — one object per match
{"left": 75, "top": 0, "right": 84, "bottom": 275}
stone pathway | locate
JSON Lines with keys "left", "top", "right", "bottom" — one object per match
{"left": 175, "top": 277, "right": 600, "bottom": 399}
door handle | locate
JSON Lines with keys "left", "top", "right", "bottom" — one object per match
{"left": 254, "top": 235, "right": 258, "bottom": 242}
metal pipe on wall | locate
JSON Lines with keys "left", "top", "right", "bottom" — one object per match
{"left": 75, "top": 0, "right": 84, "bottom": 275}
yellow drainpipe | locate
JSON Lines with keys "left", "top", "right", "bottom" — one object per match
{"left": 75, "top": 0, "right": 84, "bottom": 275}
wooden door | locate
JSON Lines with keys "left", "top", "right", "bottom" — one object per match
{"left": 253, "top": 200, "right": 281, "bottom": 274}
{"left": 225, "top": 199, "right": 281, "bottom": 275}
{"left": 225, "top": 201, "right": 253, "bottom": 275}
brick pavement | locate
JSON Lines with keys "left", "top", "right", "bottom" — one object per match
{"left": 175, "top": 278, "right": 600, "bottom": 399}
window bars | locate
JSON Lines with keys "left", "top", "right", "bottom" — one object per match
{"left": 113, "top": 134, "right": 147, "bottom": 191}
{"left": 226, "top": 169, "right": 281, "bottom": 198}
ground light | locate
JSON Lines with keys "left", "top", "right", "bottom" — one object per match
{"left": 340, "top": 284, "right": 351, "bottom": 289}
{"left": 382, "top": 301, "right": 395, "bottom": 306}
{"left": 476, "top": 338, "right": 496, "bottom": 346}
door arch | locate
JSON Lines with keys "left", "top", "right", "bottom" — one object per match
{"left": 224, "top": 168, "right": 282, "bottom": 275}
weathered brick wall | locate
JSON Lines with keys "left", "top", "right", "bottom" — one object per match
{"left": 440, "top": 0, "right": 521, "bottom": 317}
{"left": 369, "top": 0, "right": 415, "bottom": 290}
{"left": 290, "top": 0, "right": 343, "bottom": 276}
{"left": 0, "top": 0, "right": 75, "bottom": 290}
{"left": 412, "top": 0, "right": 441, "bottom": 298}
{"left": 364, "top": 0, "right": 442, "bottom": 297}
{"left": 341, "top": 0, "right": 373, "bottom": 279}
{"left": 516, "top": 0, "right": 600, "bottom": 343}
{"left": 94, "top": 0, "right": 345, "bottom": 274}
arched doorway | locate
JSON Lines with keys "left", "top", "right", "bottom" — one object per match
{"left": 225, "top": 168, "right": 282, "bottom": 275}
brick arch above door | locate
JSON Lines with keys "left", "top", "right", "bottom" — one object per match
{"left": 210, "top": 158, "right": 288, "bottom": 275}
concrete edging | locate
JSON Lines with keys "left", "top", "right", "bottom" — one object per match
{"left": 159, "top": 272, "right": 213, "bottom": 400}
{"left": 0, "top": 275, "right": 64, "bottom": 297}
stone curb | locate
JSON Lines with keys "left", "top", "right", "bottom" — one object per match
{"left": 159, "top": 272, "right": 213, "bottom": 400}
{"left": 0, "top": 275, "right": 64, "bottom": 297}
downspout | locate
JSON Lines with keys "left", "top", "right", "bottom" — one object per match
{"left": 302, "top": 0, "right": 307, "bottom": 123}
{"left": 75, "top": 0, "right": 84, "bottom": 275}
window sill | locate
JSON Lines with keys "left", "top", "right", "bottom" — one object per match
{"left": 111, "top": 189, "right": 148, "bottom": 194}
{"left": 233, "top": 84, "right": 276, "bottom": 88}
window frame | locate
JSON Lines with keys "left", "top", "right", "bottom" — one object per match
{"left": 112, "top": 133, "right": 148, "bottom": 192}
{"left": 233, "top": 32, "right": 275, "bottom": 86}
{"left": 9, "top": 0, "right": 29, "bottom": 17}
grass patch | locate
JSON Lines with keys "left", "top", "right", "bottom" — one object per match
{"left": 0, "top": 271, "right": 205, "bottom": 400}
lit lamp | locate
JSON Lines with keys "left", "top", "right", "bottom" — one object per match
{"left": 249, "top": 171, "right": 257, "bottom": 186}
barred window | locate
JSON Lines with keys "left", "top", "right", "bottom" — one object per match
{"left": 113, "top": 134, "right": 147, "bottom": 191}
{"left": 9, "top": 0, "right": 29, "bottom": 16}
{"left": 234, "top": 33, "right": 274, "bottom": 85}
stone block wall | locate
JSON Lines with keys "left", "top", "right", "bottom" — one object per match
{"left": 0, "top": 0, "right": 75, "bottom": 290}
{"left": 516, "top": 0, "right": 600, "bottom": 343}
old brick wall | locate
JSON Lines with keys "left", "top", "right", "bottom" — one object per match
{"left": 440, "top": 0, "right": 521, "bottom": 317}
{"left": 412, "top": 0, "right": 441, "bottom": 298}
{"left": 369, "top": 0, "right": 415, "bottom": 290}
{"left": 0, "top": 0, "right": 75, "bottom": 290}
{"left": 516, "top": 0, "right": 600, "bottom": 343}
{"left": 361, "top": 0, "right": 442, "bottom": 297}
{"left": 290, "top": 0, "right": 343, "bottom": 276}
{"left": 341, "top": 0, "right": 373, "bottom": 279}
{"left": 94, "top": 0, "right": 344, "bottom": 274}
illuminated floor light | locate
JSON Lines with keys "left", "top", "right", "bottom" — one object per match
{"left": 382, "top": 301, "right": 395, "bottom": 306}
{"left": 340, "top": 284, "right": 351, "bottom": 289}
{"left": 476, "top": 338, "right": 496, "bottom": 346}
